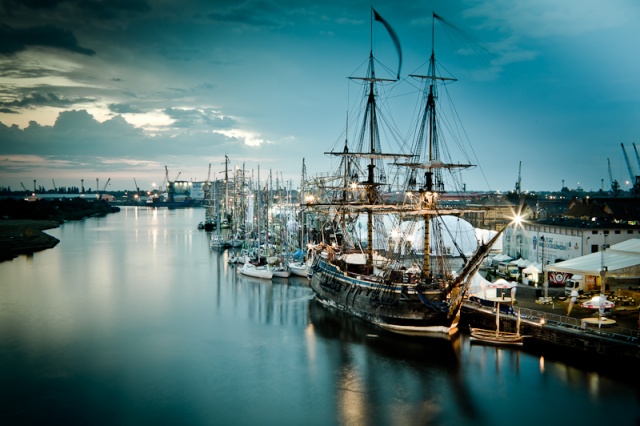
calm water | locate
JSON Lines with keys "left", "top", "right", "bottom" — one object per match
{"left": 1, "top": 207, "right": 638, "bottom": 425}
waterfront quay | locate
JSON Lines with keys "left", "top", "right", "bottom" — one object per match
{"left": 461, "top": 284, "right": 640, "bottom": 364}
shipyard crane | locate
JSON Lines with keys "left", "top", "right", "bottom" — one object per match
{"left": 20, "top": 182, "right": 28, "bottom": 193}
{"left": 514, "top": 161, "right": 522, "bottom": 195}
{"left": 133, "top": 178, "right": 140, "bottom": 200}
{"left": 633, "top": 143, "right": 640, "bottom": 170}
{"left": 621, "top": 143, "right": 636, "bottom": 182}
{"left": 52, "top": 179, "right": 57, "bottom": 192}
{"left": 608, "top": 158, "right": 620, "bottom": 196}
{"left": 621, "top": 143, "right": 640, "bottom": 196}
{"left": 164, "top": 166, "right": 182, "bottom": 202}
{"left": 96, "top": 178, "right": 110, "bottom": 199}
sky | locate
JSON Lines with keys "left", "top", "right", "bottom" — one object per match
{"left": 1, "top": 0, "right": 639, "bottom": 193}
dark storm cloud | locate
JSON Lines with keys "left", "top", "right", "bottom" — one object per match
{"left": 0, "top": 109, "right": 236, "bottom": 160}
{"left": 0, "top": 24, "right": 95, "bottom": 56}
{"left": 1, "top": 0, "right": 150, "bottom": 20}
{"left": 0, "top": 92, "right": 94, "bottom": 112}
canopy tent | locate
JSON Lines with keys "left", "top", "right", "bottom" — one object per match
{"left": 355, "top": 214, "right": 479, "bottom": 256}
{"left": 521, "top": 262, "right": 542, "bottom": 285}
{"left": 546, "top": 239, "right": 640, "bottom": 277}
{"left": 488, "top": 278, "right": 517, "bottom": 288}
{"left": 467, "top": 273, "right": 490, "bottom": 296}
{"left": 581, "top": 295, "right": 615, "bottom": 309}
{"left": 510, "top": 258, "right": 532, "bottom": 268}
{"left": 467, "top": 274, "right": 516, "bottom": 300}
{"left": 522, "top": 263, "right": 542, "bottom": 274}
{"left": 476, "top": 228, "right": 503, "bottom": 252}
{"left": 491, "top": 253, "right": 512, "bottom": 265}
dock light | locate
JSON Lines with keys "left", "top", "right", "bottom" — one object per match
{"left": 513, "top": 214, "right": 523, "bottom": 225}
{"left": 539, "top": 318, "right": 546, "bottom": 325}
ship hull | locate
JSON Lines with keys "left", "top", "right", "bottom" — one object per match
{"left": 310, "top": 257, "right": 460, "bottom": 336}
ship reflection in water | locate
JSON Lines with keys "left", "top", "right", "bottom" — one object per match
{"left": 307, "top": 298, "right": 504, "bottom": 425}
{"left": 0, "top": 207, "right": 637, "bottom": 425}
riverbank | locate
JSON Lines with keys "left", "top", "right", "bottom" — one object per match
{"left": 0, "top": 220, "right": 61, "bottom": 261}
{"left": 0, "top": 198, "right": 120, "bottom": 262}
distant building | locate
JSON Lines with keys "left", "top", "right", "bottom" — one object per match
{"left": 501, "top": 196, "right": 640, "bottom": 286}
{"left": 165, "top": 180, "right": 206, "bottom": 201}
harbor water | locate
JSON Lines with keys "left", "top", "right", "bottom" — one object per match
{"left": 1, "top": 207, "right": 638, "bottom": 425}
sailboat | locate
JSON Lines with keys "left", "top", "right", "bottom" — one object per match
{"left": 306, "top": 10, "right": 505, "bottom": 337}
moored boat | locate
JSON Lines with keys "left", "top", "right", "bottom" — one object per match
{"left": 470, "top": 301, "right": 526, "bottom": 346}
{"left": 239, "top": 262, "right": 273, "bottom": 279}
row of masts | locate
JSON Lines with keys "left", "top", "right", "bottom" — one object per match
{"left": 203, "top": 156, "right": 313, "bottom": 252}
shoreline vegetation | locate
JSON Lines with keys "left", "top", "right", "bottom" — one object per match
{"left": 0, "top": 198, "right": 120, "bottom": 262}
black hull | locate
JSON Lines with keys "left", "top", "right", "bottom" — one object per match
{"left": 310, "top": 258, "right": 460, "bottom": 335}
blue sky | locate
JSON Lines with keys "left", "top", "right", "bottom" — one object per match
{"left": 1, "top": 0, "right": 639, "bottom": 193}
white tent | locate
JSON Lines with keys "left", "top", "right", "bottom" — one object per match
{"left": 492, "top": 253, "right": 512, "bottom": 264}
{"left": 358, "top": 214, "right": 479, "bottom": 256}
{"left": 488, "top": 278, "right": 517, "bottom": 288}
{"left": 546, "top": 239, "right": 640, "bottom": 277}
{"left": 467, "top": 275, "right": 516, "bottom": 300}
{"left": 468, "top": 273, "right": 491, "bottom": 296}
{"left": 522, "top": 263, "right": 542, "bottom": 274}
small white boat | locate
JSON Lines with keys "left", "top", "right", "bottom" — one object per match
{"left": 210, "top": 234, "right": 227, "bottom": 249}
{"left": 239, "top": 262, "right": 273, "bottom": 279}
{"left": 271, "top": 265, "right": 291, "bottom": 278}
{"left": 288, "top": 260, "right": 309, "bottom": 278}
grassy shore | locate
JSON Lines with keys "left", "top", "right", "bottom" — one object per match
{"left": 0, "top": 220, "right": 61, "bottom": 261}
{"left": 0, "top": 198, "right": 120, "bottom": 262}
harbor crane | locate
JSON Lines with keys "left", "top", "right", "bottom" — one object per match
{"left": 514, "top": 161, "right": 522, "bottom": 195}
{"left": 633, "top": 143, "right": 640, "bottom": 170}
{"left": 52, "top": 179, "right": 57, "bottom": 192}
{"left": 620, "top": 143, "right": 640, "bottom": 196}
{"left": 97, "top": 178, "right": 110, "bottom": 200}
{"left": 607, "top": 158, "right": 620, "bottom": 197}
{"left": 164, "top": 166, "right": 181, "bottom": 202}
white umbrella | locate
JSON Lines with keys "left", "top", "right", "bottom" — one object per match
{"left": 581, "top": 295, "right": 615, "bottom": 309}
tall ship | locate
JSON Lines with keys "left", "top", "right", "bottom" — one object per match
{"left": 306, "top": 10, "right": 504, "bottom": 337}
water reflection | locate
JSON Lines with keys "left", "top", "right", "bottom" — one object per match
{"left": 1, "top": 207, "right": 638, "bottom": 425}
{"left": 307, "top": 300, "right": 488, "bottom": 425}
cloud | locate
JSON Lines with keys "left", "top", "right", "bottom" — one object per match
{"left": 0, "top": 24, "right": 95, "bottom": 56}
{"left": 465, "top": 0, "right": 639, "bottom": 39}
{"left": 108, "top": 103, "right": 144, "bottom": 114}
{"left": 163, "top": 107, "right": 236, "bottom": 130}
{"left": 0, "top": 0, "right": 151, "bottom": 20}
{"left": 214, "top": 128, "right": 268, "bottom": 147}
{"left": 206, "top": 1, "right": 290, "bottom": 29}
{"left": 0, "top": 92, "right": 95, "bottom": 112}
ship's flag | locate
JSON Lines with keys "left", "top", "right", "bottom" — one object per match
{"left": 373, "top": 8, "right": 402, "bottom": 79}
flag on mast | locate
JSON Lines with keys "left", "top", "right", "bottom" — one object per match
{"left": 372, "top": 8, "right": 402, "bottom": 79}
